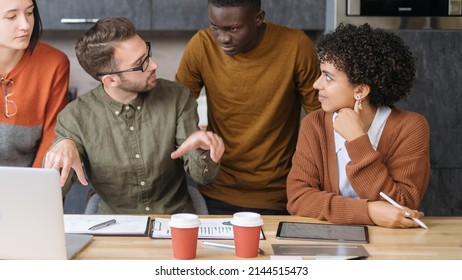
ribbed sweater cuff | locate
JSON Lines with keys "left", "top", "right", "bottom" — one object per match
{"left": 345, "top": 134, "right": 374, "bottom": 162}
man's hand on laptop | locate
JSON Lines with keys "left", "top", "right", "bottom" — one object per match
{"left": 45, "top": 139, "right": 88, "bottom": 187}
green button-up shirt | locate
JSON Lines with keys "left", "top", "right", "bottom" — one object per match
{"left": 56, "top": 79, "right": 219, "bottom": 214}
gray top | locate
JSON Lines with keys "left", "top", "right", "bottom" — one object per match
{"left": 56, "top": 79, "right": 219, "bottom": 214}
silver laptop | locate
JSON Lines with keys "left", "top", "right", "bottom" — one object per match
{"left": 0, "top": 166, "right": 93, "bottom": 260}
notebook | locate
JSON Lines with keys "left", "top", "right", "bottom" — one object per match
{"left": 0, "top": 166, "right": 93, "bottom": 260}
{"left": 64, "top": 214, "right": 150, "bottom": 236}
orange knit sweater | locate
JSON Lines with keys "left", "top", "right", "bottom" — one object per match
{"left": 0, "top": 42, "right": 69, "bottom": 167}
{"left": 287, "top": 108, "right": 430, "bottom": 225}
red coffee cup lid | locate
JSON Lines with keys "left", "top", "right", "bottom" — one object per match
{"left": 169, "top": 213, "right": 201, "bottom": 228}
{"left": 230, "top": 212, "right": 264, "bottom": 227}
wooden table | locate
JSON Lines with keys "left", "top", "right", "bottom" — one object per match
{"left": 74, "top": 216, "right": 462, "bottom": 260}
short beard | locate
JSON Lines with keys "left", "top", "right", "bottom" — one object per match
{"left": 117, "top": 74, "right": 156, "bottom": 93}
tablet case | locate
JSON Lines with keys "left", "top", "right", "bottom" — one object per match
{"left": 272, "top": 244, "right": 370, "bottom": 259}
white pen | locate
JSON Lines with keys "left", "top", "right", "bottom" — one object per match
{"left": 201, "top": 241, "right": 265, "bottom": 255}
{"left": 379, "top": 192, "right": 428, "bottom": 229}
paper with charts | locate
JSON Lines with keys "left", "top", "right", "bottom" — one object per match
{"left": 64, "top": 214, "right": 150, "bottom": 236}
{"left": 151, "top": 218, "right": 265, "bottom": 240}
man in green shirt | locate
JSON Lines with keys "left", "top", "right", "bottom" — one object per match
{"left": 44, "top": 17, "right": 224, "bottom": 214}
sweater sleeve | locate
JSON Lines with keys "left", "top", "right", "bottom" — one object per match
{"left": 294, "top": 31, "right": 321, "bottom": 114}
{"left": 175, "top": 31, "right": 205, "bottom": 99}
{"left": 286, "top": 113, "right": 373, "bottom": 225}
{"left": 345, "top": 112, "right": 430, "bottom": 209}
{"left": 33, "top": 54, "right": 70, "bottom": 167}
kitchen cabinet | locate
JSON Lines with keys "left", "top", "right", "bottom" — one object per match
{"left": 40, "top": 0, "right": 151, "bottom": 30}
{"left": 151, "top": 0, "right": 209, "bottom": 30}
{"left": 395, "top": 30, "right": 462, "bottom": 216}
{"left": 40, "top": 0, "right": 325, "bottom": 31}
{"left": 151, "top": 0, "right": 326, "bottom": 31}
{"left": 263, "top": 0, "right": 325, "bottom": 30}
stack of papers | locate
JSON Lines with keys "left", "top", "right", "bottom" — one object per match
{"left": 151, "top": 217, "right": 265, "bottom": 240}
{"left": 64, "top": 214, "right": 150, "bottom": 236}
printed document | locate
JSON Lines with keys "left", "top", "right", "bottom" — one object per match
{"left": 64, "top": 214, "right": 150, "bottom": 236}
{"left": 151, "top": 217, "right": 265, "bottom": 240}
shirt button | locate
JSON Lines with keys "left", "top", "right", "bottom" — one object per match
{"left": 137, "top": 106, "right": 141, "bottom": 110}
{"left": 140, "top": 181, "right": 145, "bottom": 186}
{"left": 135, "top": 154, "right": 140, "bottom": 158}
{"left": 130, "top": 126, "right": 134, "bottom": 131}
{"left": 125, "top": 106, "right": 130, "bottom": 111}
{"left": 145, "top": 207, "right": 150, "bottom": 211}
{"left": 115, "top": 111, "right": 120, "bottom": 115}
{"left": 201, "top": 155, "right": 207, "bottom": 160}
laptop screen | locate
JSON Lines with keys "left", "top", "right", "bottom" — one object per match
{"left": 0, "top": 167, "right": 90, "bottom": 259}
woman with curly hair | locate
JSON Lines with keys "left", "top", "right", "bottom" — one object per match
{"left": 286, "top": 23, "right": 430, "bottom": 228}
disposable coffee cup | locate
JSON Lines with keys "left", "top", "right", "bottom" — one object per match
{"left": 170, "top": 213, "right": 200, "bottom": 260}
{"left": 230, "top": 212, "right": 264, "bottom": 258}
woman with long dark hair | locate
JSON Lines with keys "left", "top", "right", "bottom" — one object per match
{"left": 0, "top": 0, "right": 69, "bottom": 167}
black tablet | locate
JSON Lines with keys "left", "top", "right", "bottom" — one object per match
{"left": 276, "top": 221, "right": 369, "bottom": 244}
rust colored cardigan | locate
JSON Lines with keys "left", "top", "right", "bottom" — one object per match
{"left": 287, "top": 108, "right": 430, "bottom": 225}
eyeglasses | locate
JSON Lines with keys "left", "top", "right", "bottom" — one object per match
{"left": 96, "top": 42, "right": 152, "bottom": 76}
{"left": 2, "top": 78, "right": 16, "bottom": 118}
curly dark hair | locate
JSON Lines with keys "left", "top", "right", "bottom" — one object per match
{"left": 315, "top": 23, "right": 416, "bottom": 107}
{"left": 208, "top": 0, "right": 261, "bottom": 10}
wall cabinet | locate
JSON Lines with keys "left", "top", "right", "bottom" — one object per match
{"left": 151, "top": 0, "right": 209, "bottom": 30}
{"left": 396, "top": 30, "right": 462, "bottom": 216}
{"left": 40, "top": 0, "right": 151, "bottom": 30}
{"left": 150, "top": 0, "right": 326, "bottom": 31}
{"left": 40, "top": 0, "right": 325, "bottom": 31}
{"left": 263, "top": 0, "right": 325, "bottom": 30}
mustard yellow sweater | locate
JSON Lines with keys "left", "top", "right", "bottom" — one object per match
{"left": 176, "top": 23, "right": 320, "bottom": 210}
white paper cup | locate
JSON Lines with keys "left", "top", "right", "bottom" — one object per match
{"left": 230, "top": 212, "right": 264, "bottom": 258}
{"left": 170, "top": 213, "right": 200, "bottom": 260}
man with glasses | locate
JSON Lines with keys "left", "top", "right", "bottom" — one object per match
{"left": 44, "top": 17, "right": 224, "bottom": 214}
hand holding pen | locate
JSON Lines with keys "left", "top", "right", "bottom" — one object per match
{"left": 379, "top": 192, "right": 428, "bottom": 229}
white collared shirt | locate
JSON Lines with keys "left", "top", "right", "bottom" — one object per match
{"left": 334, "top": 106, "right": 392, "bottom": 198}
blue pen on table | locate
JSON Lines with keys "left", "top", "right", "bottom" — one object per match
{"left": 88, "top": 219, "right": 117, "bottom": 231}
{"left": 379, "top": 192, "right": 428, "bottom": 229}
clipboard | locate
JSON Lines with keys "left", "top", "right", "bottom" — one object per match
{"left": 150, "top": 218, "right": 266, "bottom": 240}
{"left": 276, "top": 221, "right": 369, "bottom": 243}
{"left": 64, "top": 215, "right": 151, "bottom": 236}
